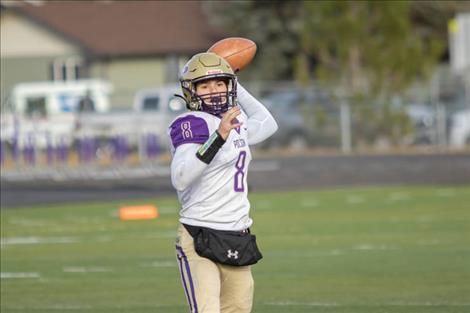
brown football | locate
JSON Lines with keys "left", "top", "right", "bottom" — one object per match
{"left": 207, "top": 37, "right": 257, "bottom": 72}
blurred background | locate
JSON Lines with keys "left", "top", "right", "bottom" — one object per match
{"left": 0, "top": 0, "right": 469, "bottom": 197}
{"left": 1, "top": 2, "right": 470, "bottom": 312}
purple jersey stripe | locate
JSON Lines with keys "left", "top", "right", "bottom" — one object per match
{"left": 233, "top": 117, "right": 241, "bottom": 134}
{"left": 170, "top": 115, "right": 209, "bottom": 149}
{"left": 176, "top": 245, "right": 199, "bottom": 313}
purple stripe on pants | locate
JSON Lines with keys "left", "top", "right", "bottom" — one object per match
{"left": 177, "top": 252, "right": 192, "bottom": 312}
{"left": 176, "top": 245, "right": 198, "bottom": 313}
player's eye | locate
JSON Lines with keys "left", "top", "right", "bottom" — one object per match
{"left": 216, "top": 82, "right": 227, "bottom": 90}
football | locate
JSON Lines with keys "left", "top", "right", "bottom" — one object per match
{"left": 207, "top": 37, "right": 257, "bottom": 72}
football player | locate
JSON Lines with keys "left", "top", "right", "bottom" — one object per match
{"left": 169, "top": 52, "right": 277, "bottom": 313}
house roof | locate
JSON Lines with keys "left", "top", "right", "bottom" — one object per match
{"left": 12, "top": 1, "right": 222, "bottom": 57}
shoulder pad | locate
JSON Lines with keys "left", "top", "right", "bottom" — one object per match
{"left": 169, "top": 114, "right": 210, "bottom": 149}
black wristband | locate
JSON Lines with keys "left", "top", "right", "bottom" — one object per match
{"left": 196, "top": 131, "right": 226, "bottom": 164}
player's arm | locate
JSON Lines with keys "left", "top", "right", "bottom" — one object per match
{"left": 237, "top": 83, "right": 278, "bottom": 145}
{"left": 169, "top": 115, "right": 210, "bottom": 191}
{"left": 170, "top": 144, "right": 207, "bottom": 192}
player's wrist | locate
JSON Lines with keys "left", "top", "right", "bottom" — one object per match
{"left": 217, "top": 127, "right": 230, "bottom": 140}
{"left": 196, "top": 131, "right": 226, "bottom": 164}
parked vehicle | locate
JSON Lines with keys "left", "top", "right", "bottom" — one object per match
{"left": 258, "top": 87, "right": 338, "bottom": 149}
{"left": 0, "top": 80, "right": 189, "bottom": 149}
{"left": 75, "top": 84, "right": 185, "bottom": 148}
{"left": 449, "top": 108, "right": 470, "bottom": 147}
{"left": 404, "top": 103, "right": 437, "bottom": 145}
{"left": 1, "top": 79, "right": 112, "bottom": 148}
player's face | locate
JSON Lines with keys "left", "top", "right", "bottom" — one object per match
{"left": 195, "top": 79, "right": 228, "bottom": 105}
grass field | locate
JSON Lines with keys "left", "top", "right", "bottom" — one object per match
{"left": 1, "top": 185, "right": 469, "bottom": 313}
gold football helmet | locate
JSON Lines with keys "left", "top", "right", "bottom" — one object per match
{"left": 180, "top": 52, "right": 237, "bottom": 115}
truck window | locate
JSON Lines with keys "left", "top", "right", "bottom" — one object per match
{"left": 78, "top": 92, "right": 95, "bottom": 112}
{"left": 58, "top": 93, "right": 81, "bottom": 112}
{"left": 142, "top": 96, "right": 159, "bottom": 110}
{"left": 26, "top": 96, "right": 47, "bottom": 117}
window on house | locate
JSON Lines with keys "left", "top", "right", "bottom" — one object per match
{"left": 142, "top": 96, "right": 160, "bottom": 110}
{"left": 50, "top": 57, "right": 84, "bottom": 81}
{"left": 25, "top": 97, "right": 47, "bottom": 118}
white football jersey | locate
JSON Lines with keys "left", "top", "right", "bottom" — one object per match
{"left": 168, "top": 110, "right": 252, "bottom": 231}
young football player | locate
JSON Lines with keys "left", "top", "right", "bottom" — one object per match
{"left": 169, "top": 52, "right": 277, "bottom": 313}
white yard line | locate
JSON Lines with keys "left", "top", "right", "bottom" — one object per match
{"left": 1, "top": 236, "right": 79, "bottom": 246}
{"left": 253, "top": 200, "right": 273, "bottom": 210}
{"left": 386, "top": 302, "right": 470, "bottom": 306}
{"left": 387, "top": 192, "right": 411, "bottom": 201}
{"left": 436, "top": 188, "right": 457, "bottom": 197}
{"left": 266, "top": 301, "right": 470, "bottom": 307}
{"left": 300, "top": 199, "right": 319, "bottom": 208}
{"left": 1, "top": 272, "right": 40, "bottom": 279}
{"left": 346, "top": 195, "right": 365, "bottom": 204}
{"left": 416, "top": 239, "right": 441, "bottom": 245}
{"left": 5, "top": 304, "right": 93, "bottom": 310}
{"left": 266, "top": 301, "right": 339, "bottom": 307}
{"left": 63, "top": 266, "right": 112, "bottom": 273}
{"left": 139, "top": 261, "right": 175, "bottom": 268}
{"left": 7, "top": 219, "right": 51, "bottom": 227}
{"left": 353, "top": 244, "right": 398, "bottom": 251}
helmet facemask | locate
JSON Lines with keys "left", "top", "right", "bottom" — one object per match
{"left": 179, "top": 52, "right": 238, "bottom": 116}
{"left": 182, "top": 74, "right": 237, "bottom": 116}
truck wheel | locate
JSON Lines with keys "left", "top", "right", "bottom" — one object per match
{"left": 289, "top": 134, "right": 309, "bottom": 150}
{"left": 465, "top": 136, "right": 470, "bottom": 146}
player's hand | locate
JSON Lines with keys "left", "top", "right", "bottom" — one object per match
{"left": 218, "top": 106, "right": 242, "bottom": 140}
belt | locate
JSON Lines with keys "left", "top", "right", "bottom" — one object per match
{"left": 184, "top": 224, "right": 250, "bottom": 236}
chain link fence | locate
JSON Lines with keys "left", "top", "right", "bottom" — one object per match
{"left": 1, "top": 74, "right": 469, "bottom": 180}
{"left": 246, "top": 73, "right": 469, "bottom": 152}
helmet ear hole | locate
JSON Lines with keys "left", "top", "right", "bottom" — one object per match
{"left": 181, "top": 84, "right": 201, "bottom": 111}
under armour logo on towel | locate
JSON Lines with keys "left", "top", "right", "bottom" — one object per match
{"left": 227, "top": 249, "right": 239, "bottom": 259}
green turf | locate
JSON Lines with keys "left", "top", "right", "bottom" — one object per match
{"left": 1, "top": 185, "right": 470, "bottom": 313}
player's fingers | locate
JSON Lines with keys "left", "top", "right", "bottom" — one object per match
{"left": 224, "top": 107, "right": 241, "bottom": 121}
{"left": 229, "top": 122, "right": 242, "bottom": 129}
{"left": 226, "top": 106, "right": 240, "bottom": 115}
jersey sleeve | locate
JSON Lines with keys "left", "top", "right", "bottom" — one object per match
{"left": 170, "top": 143, "right": 208, "bottom": 191}
{"left": 237, "top": 83, "right": 278, "bottom": 145}
{"left": 169, "top": 115, "right": 210, "bottom": 149}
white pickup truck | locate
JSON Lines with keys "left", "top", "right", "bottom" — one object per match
{"left": 75, "top": 84, "right": 185, "bottom": 148}
{"left": 1, "top": 79, "right": 112, "bottom": 148}
{"left": 1, "top": 81, "right": 186, "bottom": 150}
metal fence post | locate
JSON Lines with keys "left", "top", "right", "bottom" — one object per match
{"left": 340, "top": 100, "right": 352, "bottom": 153}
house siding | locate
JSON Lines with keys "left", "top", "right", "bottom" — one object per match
{"left": 0, "top": 10, "right": 80, "bottom": 110}
{"left": 1, "top": 56, "right": 70, "bottom": 110}
{"left": 0, "top": 11, "right": 78, "bottom": 57}
{"left": 90, "top": 58, "right": 170, "bottom": 108}
{"left": 1, "top": 6, "right": 201, "bottom": 111}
